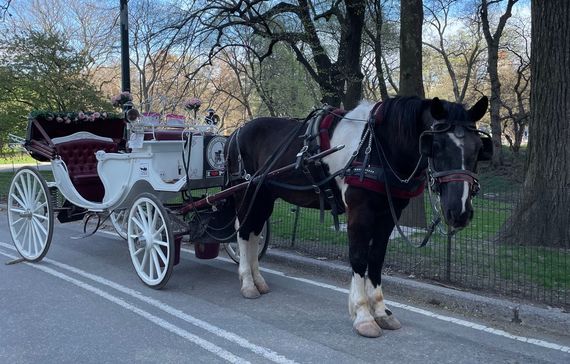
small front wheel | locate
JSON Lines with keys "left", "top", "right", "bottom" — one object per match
{"left": 7, "top": 167, "right": 54, "bottom": 262}
{"left": 127, "top": 193, "right": 174, "bottom": 289}
{"left": 110, "top": 209, "right": 128, "bottom": 240}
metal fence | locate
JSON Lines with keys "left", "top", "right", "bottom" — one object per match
{"left": 269, "top": 185, "right": 570, "bottom": 309}
{"left": 1, "top": 166, "right": 568, "bottom": 309}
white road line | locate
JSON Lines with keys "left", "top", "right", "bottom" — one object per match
{"left": 179, "top": 247, "right": 570, "bottom": 354}
{"left": 0, "top": 250, "right": 248, "bottom": 364}
{"left": 0, "top": 241, "right": 297, "bottom": 364}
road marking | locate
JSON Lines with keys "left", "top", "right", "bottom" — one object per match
{"left": 0, "top": 249, "right": 248, "bottom": 364}
{"left": 0, "top": 242, "right": 297, "bottom": 364}
{"left": 179, "top": 246, "right": 570, "bottom": 354}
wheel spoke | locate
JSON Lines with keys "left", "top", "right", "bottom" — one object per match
{"left": 154, "top": 240, "right": 169, "bottom": 247}
{"left": 134, "top": 247, "right": 145, "bottom": 256}
{"left": 153, "top": 225, "right": 165, "bottom": 237}
{"left": 136, "top": 205, "right": 148, "bottom": 229}
{"left": 26, "top": 174, "right": 33, "bottom": 205}
{"left": 9, "top": 207, "right": 26, "bottom": 214}
{"left": 32, "top": 217, "right": 48, "bottom": 237}
{"left": 140, "top": 249, "right": 149, "bottom": 271}
{"left": 149, "top": 249, "right": 155, "bottom": 279}
{"left": 131, "top": 216, "right": 145, "bottom": 231}
{"left": 10, "top": 193, "right": 26, "bottom": 209}
{"left": 153, "top": 245, "right": 168, "bottom": 265}
{"left": 151, "top": 209, "right": 158, "bottom": 232}
{"left": 30, "top": 223, "right": 41, "bottom": 255}
{"left": 15, "top": 220, "right": 27, "bottom": 238}
{"left": 22, "top": 223, "right": 31, "bottom": 254}
{"left": 14, "top": 180, "right": 27, "bottom": 206}
{"left": 30, "top": 178, "right": 39, "bottom": 205}
{"left": 151, "top": 249, "right": 161, "bottom": 277}
{"left": 33, "top": 201, "right": 47, "bottom": 213}
{"left": 33, "top": 213, "right": 48, "bottom": 221}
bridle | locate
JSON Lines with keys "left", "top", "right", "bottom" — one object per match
{"left": 421, "top": 122, "right": 490, "bottom": 199}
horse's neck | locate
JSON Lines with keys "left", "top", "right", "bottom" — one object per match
{"left": 322, "top": 119, "right": 367, "bottom": 173}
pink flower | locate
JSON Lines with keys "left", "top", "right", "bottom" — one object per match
{"left": 64, "top": 117, "right": 71, "bottom": 124}
{"left": 102, "top": 112, "right": 107, "bottom": 118}
{"left": 93, "top": 112, "right": 101, "bottom": 119}
{"left": 78, "top": 112, "right": 86, "bottom": 120}
{"left": 56, "top": 117, "right": 63, "bottom": 123}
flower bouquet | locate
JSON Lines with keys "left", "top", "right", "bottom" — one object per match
{"left": 111, "top": 91, "right": 133, "bottom": 108}
{"left": 184, "top": 97, "right": 202, "bottom": 121}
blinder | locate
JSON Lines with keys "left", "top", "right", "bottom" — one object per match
{"left": 420, "top": 122, "right": 490, "bottom": 198}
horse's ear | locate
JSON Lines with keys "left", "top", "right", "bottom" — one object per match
{"left": 468, "top": 96, "right": 489, "bottom": 122}
{"left": 430, "top": 97, "right": 447, "bottom": 120}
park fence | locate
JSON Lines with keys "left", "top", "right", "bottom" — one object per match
{"left": 269, "top": 185, "right": 570, "bottom": 309}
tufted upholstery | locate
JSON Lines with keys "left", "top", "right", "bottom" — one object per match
{"left": 55, "top": 140, "right": 119, "bottom": 202}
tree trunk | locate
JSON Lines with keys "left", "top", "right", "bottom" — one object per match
{"left": 500, "top": 0, "right": 570, "bottom": 248}
{"left": 340, "top": 0, "right": 365, "bottom": 109}
{"left": 398, "top": 0, "right": 426, "bottom": 228}
{"left": 486, "top": 43, "right": 504, "bottom": 166}
{"left": 399, "top": 0, "right": 424, "bottom": 97}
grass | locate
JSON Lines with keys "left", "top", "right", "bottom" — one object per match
{"left": 0, "top": 152, "right": 37, "bottom": 165}
{"left": 0, "top": 170, "right": 54, "bottom": 201}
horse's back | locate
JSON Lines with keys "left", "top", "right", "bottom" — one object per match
{"left": 229, "top": 117, "right": 305, "bottom": 172}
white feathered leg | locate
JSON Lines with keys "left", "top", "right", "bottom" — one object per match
{"left": 366, "top": 279, "right": 401, "bottom": 330}
{"left": 349, "top": 274, "right": 382, "bottom": 337}
{"left": 236, "top": 219, "right": 269, "bottom": 298}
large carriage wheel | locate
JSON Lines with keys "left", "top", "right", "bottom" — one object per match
{"left": 7, "top": 167, "right": 54, "bottom": 262}
{"left": 110, "top": 210, "right": 128, "bottom": 240}
{"left": 224, "top": 220, "right": 270, "bottom": 264}
{"left": 127, "top": 193, "right": 174, "bottom": 289}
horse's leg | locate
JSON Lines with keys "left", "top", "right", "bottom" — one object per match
{"left": 366, "top": 203, "right": 406, "bottom": 330}
{"left": 236, "top": 192, "right": 273, "bottom": 299}
{"left": 346, "top": 190, "right": 380, "bottom": 337}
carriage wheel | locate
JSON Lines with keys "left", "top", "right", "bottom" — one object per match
{"left": 110, "top": 210, "right": 128, "bottom": 240}
{"left": 7, "top": 167, "right": 54, "bottom": 262}
{"left": 127, "top": 193, "right": 174, "bottom": 289}
{"left": 224, "top": 221, "right": 270, "bottom": 264}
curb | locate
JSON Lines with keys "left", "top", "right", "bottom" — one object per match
{"left": 264, "top": 248, "right": 570, "bottom": 337}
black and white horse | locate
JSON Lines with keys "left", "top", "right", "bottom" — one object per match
{"left": 223, "top": 96, "right": 491, "bottom": 337}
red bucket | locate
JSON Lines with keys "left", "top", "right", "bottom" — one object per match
{"left": 194, "top": 242, "right": 220, "bottom": 259}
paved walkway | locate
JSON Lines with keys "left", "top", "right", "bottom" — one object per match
{"left": 0, "top": 162, "right": 51, "bottom": 173}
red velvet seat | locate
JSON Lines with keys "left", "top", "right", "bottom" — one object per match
{"left": 55, "top": 140, "right": 119, "bottom": 202}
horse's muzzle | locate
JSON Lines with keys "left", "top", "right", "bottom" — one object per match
{"left": 445, "top": 207, "right": 474, "bottom": 229}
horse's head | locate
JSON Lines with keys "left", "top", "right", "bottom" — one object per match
{"left": 420, "top": 96, "right": 493, "bottom": 229}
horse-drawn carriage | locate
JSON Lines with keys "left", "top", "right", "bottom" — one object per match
{"left": 7, "top": 109, "right": 269, "bottom": 289}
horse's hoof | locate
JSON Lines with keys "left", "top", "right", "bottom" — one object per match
{"left": 375, "top": 315, "right": 402, "bottom": 330}
{"left": 353, "top": 321, "right": 382, "bottom": 338}
{"left": 241, "top": 286, "right": 261, "bottom": 299}
{"left": 255, "top": 282, "right": 271, "bottom": 294}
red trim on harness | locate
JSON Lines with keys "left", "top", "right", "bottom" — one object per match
{"left": 345, "top": 175, "right": 425, "bottom": 199}
{"left": 319, "top": 109, "right": 345, "bottom": 151}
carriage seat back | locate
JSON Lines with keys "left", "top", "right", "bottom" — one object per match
{"left": 53, "top": 133, "right": 119, "bottom": 202}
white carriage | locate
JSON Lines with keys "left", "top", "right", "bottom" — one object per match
{"left": 7, "top": 111, "right": 268, "bottom": 289}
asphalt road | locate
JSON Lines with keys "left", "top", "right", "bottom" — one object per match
{"left": 0, "top": 211, "right": 569, "bottom": 364}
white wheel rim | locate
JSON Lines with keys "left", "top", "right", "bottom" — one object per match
{"left": 127, "top": 197, "right": 170, "bottom": 286}
{"left": 8, "top": 170, "right": 51, "bottom": 260}
{"left": 110, "top": 210, "right": 128, "bottom": 239}
{"left": 225, "top": 223, "right": 267, "bottom": 261}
